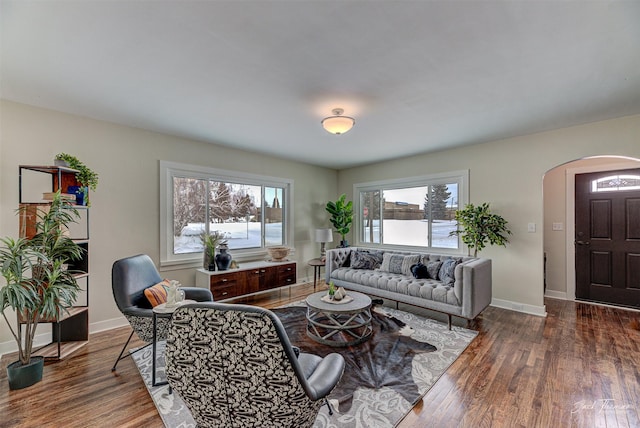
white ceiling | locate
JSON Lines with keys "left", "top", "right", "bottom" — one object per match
{"left": 2, "top": 1, "right": 640, "bottom": 169}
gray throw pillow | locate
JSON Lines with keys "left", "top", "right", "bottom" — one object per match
{"left": 401, "top": 255, "right": 421, "bottom": 276}
{"left": 350, "top": 250, "right": 383, "bottom": 270}
{"left": 426, "top": 261, "right": 443, "bottom": 279}
{"left": 380, "top": 253, "right": 404, "bottom": 273}
{"left": 438, "top": 258, "right": 460, "bottom": 285}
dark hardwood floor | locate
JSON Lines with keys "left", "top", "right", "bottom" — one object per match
{"left": 2, "top": 283, "right": 639, "bottom": 428}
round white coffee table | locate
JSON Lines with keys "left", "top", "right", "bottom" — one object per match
{"left": 305, "top": 290, "right": 372, "bottom": 347}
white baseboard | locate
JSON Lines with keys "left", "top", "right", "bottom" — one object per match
{"left": 491, "top": 298, "right": 547, "bottom": 317}
{"left": 0, "top": 316, "right": 130, "bottom": 358}
{"left": 544, "top": 290, "right": 568, "bottom": 300}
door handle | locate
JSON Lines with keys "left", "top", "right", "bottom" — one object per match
{"left": 575, "top": 240, "right": 590, "bottom": 246}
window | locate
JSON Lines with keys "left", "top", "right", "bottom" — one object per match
{"left": 355, "top": 170, "right": 468, "bottom": 252}
{"left": 160, "top": 161, "right": 294, "bottom": 266}
{"left": 591, "top": 174, "right": 640, "bottom": 192}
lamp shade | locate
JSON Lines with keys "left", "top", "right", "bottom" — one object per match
{"left": 315, "top": 228, "right": 333, "bottom": 243}
{"left": 321, "top": 108, "right": 355, "bottom": 135}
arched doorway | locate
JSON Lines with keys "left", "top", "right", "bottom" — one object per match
{"left": 543, "top": 156, "right": 640, "bottom": 303}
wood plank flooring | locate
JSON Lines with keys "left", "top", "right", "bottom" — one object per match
{"left": 2, "top": 283, "right": 639, "bottom": 428}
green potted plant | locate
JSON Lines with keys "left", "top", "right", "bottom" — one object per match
{"left": 449, "top": 202, "right": 511, "bottom": 257}
{"left": 0, "top": 191, "right": 83, "bottom": 389}
{"left": 200, "top": 230, "right": 227, "bottom": 271}
{"left": 54, "top": 153, "right": 99, "bottom": 205}
{"left": 326, "top": 194, "right": 353, "bottom": 247}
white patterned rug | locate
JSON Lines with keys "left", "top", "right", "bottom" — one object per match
{"left": 132, "top": 305, "right": 477, "bottom": 428}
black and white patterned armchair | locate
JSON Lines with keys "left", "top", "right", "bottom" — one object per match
{"left": 166, "top": 302, "right": 345, "bottom": 428}
{"left": 111, "top": 254, "right": 213, "bottom": 371}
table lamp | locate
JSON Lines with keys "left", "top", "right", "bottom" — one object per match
{"left": 315, "top": 228, "right": 333, "bottom": 258}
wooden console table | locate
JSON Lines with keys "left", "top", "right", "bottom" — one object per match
{"left": 195, "top": 260, "right": 296, "bottom": 301}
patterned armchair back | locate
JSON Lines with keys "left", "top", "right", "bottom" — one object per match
{"left": 166, "top": 303, "right": 322, "bottom": 428}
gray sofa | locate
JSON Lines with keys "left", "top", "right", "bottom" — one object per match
{"left": 325, "top": 247, "right": 492, "bottom": 328}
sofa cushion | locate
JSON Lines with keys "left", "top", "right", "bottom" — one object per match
{"left": 330, "top": 267, "right": 461, "bottom": 306}
{"left": 439, "top": 258, "right": 461, "bottom": 285}
{"left": 350, "top": 249, "right": 383, "bottom": 270}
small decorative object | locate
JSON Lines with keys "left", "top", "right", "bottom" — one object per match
{"left": 230, "top": 260, "right": 239, "bottom": 269}
{"left": 267, "top": 246, "right": 290, "bottom": 262}
{"left": 325, "top": 194, "right": 353, "bottom": 248}
{"left": 449, "top": 202, "right": 511, "bottom": 256}
{"left": 67, "top": 185, "right": 88, "bottom": 206}
{"left": 165, "top": 280, "right": 184, "bottom": 307}
{"left": 215, "top": 243, "right": 232, "bottom": 271}
{"left": 333, "top": 286, "right": 347, "bottom": 301}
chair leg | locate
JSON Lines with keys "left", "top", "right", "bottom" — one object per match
{"left": 112, "top": 330, "right": 151, "bottom": 371}
{"left": 324, "top": 398, "right": 334, "bottom": 415}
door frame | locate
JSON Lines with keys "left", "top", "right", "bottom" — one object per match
{"left": 564, "top": 159, "right": 640, "bottom": 300}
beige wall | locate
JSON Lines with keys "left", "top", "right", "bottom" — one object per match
{"left": 338, "top": 114, "right": 640, "bottom": 314}
{"left": 0, "top": 100, "right": 337, "bottom": 348}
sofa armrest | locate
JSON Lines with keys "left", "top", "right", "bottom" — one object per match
{"left": 460, "top": 258, "right": 492, "bottom": 319}
{"left": 325, "top": 247, "right": 355, "bottom": 283}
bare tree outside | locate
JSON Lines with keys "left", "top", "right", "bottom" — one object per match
{"left": 173, "top": 177, "right": 206, "bottom": 236}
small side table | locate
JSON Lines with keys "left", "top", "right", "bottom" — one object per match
{"left": 152, "top": 300, "right": 195, "bottom": 387}
{"left": 308, "top": 258, "right": 325, "bottom": 290}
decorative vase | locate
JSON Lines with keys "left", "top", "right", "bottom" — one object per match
{"left": 338, "top": 240, "right": 349, "bottom": 248}
{"left": 7, "top": 356, "right": 44, "bottom": 390}
{"left": 215, "top": 246, "right": 232, "bottom": 271}
{"left": 67, "top": 185, "right": 87, "bottom": 206}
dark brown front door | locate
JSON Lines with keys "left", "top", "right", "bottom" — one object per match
{"left": 575, "top": 168, "right": 640, "bottom": 308}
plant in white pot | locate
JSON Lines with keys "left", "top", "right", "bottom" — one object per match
{"left": 449, "top": 202, "right": 511, "bottom": 257}
{"left": 0, "top": 192, "right": 83, "bottom": 389}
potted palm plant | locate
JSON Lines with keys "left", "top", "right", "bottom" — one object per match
{"left": 0, "top": 191, "right": 83, "bottom": 389}
{"left": 326, "top": 194, "right": 353, "bottom": 247}
{"left": 200, "top": 230, "right": 227, "bottom": 271}
{"left": 449, "top": 202, "right": 511, "bottom": 256}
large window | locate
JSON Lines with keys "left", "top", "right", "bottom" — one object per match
{"left": 161, "top": 161, "right": 293, "bottom": 266}
{"left": 355, "top": 170, "right": 468, "bottom": 252}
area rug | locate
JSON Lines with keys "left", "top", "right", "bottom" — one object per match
{"left": 132, "top": 304, "right": 477, "bottom": 428}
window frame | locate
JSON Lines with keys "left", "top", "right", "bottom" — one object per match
{"left": 160, "top": 161, "right": 294, "bottom": 267}
{"left": 353, "top": 170, "right": 469, "bottom": 254}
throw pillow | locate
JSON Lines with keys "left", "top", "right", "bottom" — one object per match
{"left": 426, "top": 261, "right": 443, "bottom": 280}
{"left": 401, "top": 255, "right": 421, "bottom": 276}
{"left": 380, "top": 253, "right": 404, "bottom": 273}
{"left": 144, "top": 279, "right": 170, "bottom": 307}
{"left": 350, "top": 250, "right": 383, "bottom": 270}
{"left": 438, "top": 258, "right": 461, "bottom": 286}
{"left": 410, "top": 263, "right": 429, "bottom": 279}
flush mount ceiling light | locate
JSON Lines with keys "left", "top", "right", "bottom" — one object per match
{"left": 321, "top": 108, "right": 355, "bottom": 135}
